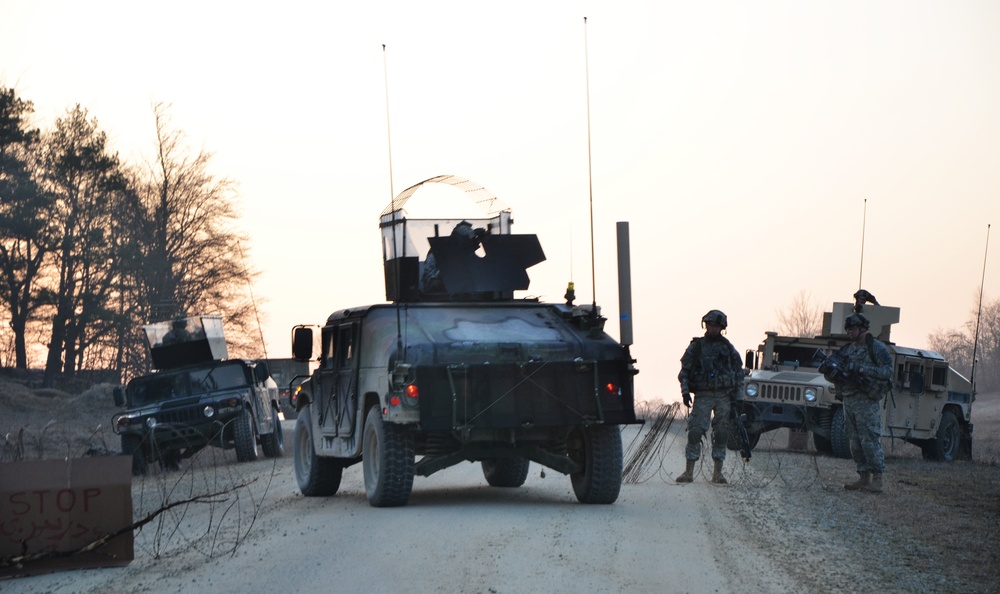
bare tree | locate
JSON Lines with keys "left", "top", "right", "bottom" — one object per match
{"left": 126, "top": 103, "right": 263, "bottom": 367}
{"left": 776, "top": 290, "right": 823, "bottom": 337}
{"left": 929, "top": 292, "right": 1000, "bottom": 393}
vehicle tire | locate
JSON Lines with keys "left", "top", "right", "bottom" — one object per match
{"left": 829, "top": 407, "right": 851, "bottom": 459}
{"left": 121, "top": 434, "right": 147, "bottom": 476}
{"left": 482, "top": 457, "right": 530, "bottom": 487}
{"left": 813, "top": 431, "right": 833, "bottom": 454}
{"left": 362, "top": 405, "right": 415, "bottom": 507}
{"left": 294, "top": 407, "right": 343, "bottom": 496}
{"left": 234, "top": 406, "right": 259, "bottom": 462}
{"left": 261, "top": 404, "right": 285, "bottom": 458}
{"left": 569, "top": 425, "right": 623, "bottom": 504}
{"left": 921, "top": 411, "right": 959, "bottom": 462}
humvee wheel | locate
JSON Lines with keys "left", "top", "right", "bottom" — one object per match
{"left": 829, "top": 408, "right": 851, "bottom": 459}
{"left": 294, "top": 407, "right": 343, "bottom": 496}
{"left": 261, "top": 404, "right": 285, "bottom": 458}
{"left": 234, "top": 407, "right": 259, "bottom": 462}
{"left": 482, "top": 457, "right": 530, "bottom": 487}
{"left": 922, "top": 411, "right": 959, "bottom": 462}
{"left": 121, "top": 434, "right": 147, "bottom": 476}
{"left": 569, "top": 425, "right": 623, "bottom": 504}
{"left": 362, "top": 405, "right": 415, "bottom": 507}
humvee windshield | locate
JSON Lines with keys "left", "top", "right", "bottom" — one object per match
{"left": 773, "top": 345, "right": 824, "bottom": 369}
{"left": 128, "top": 361, "right": 252, "bottom": 406}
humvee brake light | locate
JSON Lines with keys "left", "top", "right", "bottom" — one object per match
{"left": 405, "top": 384, "right": 419, "bottom": 399}
{"left": 603, "top": 382, "right": 620, "bottom": 396}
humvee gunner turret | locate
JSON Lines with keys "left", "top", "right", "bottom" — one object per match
{"left": 290, "top": 175, "right": 640, "bottom": 507}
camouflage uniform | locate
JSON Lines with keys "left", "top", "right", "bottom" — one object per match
{"left": 836, "top": 337, "right": 893, "bottom": 474}
{"left": 678, "top": 336, "right": 744, "bottom": 462}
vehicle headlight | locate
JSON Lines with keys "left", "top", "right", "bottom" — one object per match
{"left": 146, "top": 417, "right": 158, "bottom": 428}
{"left": 745, "top": 383, "right": 758, "bottom": 398}
{"left": 804, "top": 387, "right": 818, "bottom": 402}
{"left": 203, "top": 406, "right": 215, "bottom": 418}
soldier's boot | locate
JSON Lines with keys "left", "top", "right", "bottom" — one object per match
{"left": 844, "top": 471, "right": 871, "bottom": 491}
{"left": 711, "top": 459, "right": 727, "bottom": 484}
{"left": 676, "top": 459, "right": 695, "bottom": 483}
{"left": 862, "top": 473, "right": 883, "bottom": 494}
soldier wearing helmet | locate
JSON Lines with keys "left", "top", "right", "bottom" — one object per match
{"left": 676, "top": 309, "right": 744, "bottom": 484}
{"left": 833, "top": 310, "right": 893, "bottom": 493}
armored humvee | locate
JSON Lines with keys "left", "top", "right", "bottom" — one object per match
{"left": 737, "top": 293, "right": 973, "bottom": 461}
{"left": 112, "top": 315, "right": 285, "bottom": 475}
{"left": 290, "top": 175, "right": 640, "bottom": 507}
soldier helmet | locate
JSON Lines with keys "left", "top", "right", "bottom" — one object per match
{"left": 701, "top": 309, "right": 728, "bottom": 329}
{"left": 844, "top": 313, "right": 870, "bottom": 330}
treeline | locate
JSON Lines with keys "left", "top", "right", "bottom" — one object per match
{"left": 928, "top": 294, "right": 1000, "bottom": 394}
{"left": 0, "top": 87, "right": 261, "bottom": 386}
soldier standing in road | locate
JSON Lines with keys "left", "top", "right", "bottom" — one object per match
{"left": 828, "top": 313, "right": 894, "bottom": 494}
{"left": 677, "top": 310, "right": 744, "bottom": 484}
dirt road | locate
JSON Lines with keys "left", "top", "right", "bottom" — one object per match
{"left": 6, "top": 402, "right": 1000, "bottom": 594}
{"left": 8, "top": 422, "right": 805, "bottom": 594}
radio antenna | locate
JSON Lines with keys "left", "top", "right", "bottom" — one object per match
{"left": 858, "top": 198, "right": 867, "bottom": 290}
{"left": 970, "top": 223, "right": 991, "bottom": 400}
{"left": 237, "top": 240, "right": 268, "bottom": 361}
{"left": 583, "top": 17, "right": 597, "bottom": 316}
{"left": 383, "top": 44, "right": 404, "bottom": 357}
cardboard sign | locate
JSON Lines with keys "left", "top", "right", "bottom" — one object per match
{"left": 0, "top": 456, "right": 134, "bottom": 577}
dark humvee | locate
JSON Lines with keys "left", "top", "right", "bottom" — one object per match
{"left": 291, "top": 175, "right": 640, "bottom": 506}
{"left": 112, "top": 315, "right": 284, "bottom": 474}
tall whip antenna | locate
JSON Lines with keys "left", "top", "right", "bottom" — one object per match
{"left": 583, "top": 17, "right": 597, "bottom": 314}
{"left": 384, "top": 44, "right": 404, "bottom": 357}
{"left": 237, "top": 240, "right": 268, "bottom": 361}
{"left": 383, "top": 45, "right": 396, "bottom": 205}
{"left": 858, "top": 198, "right": 867, "bottom": 290}
{"left": 970, "top": 223, "right": 991, "bottom": 399}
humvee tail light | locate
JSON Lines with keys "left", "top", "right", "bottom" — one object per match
{"left": 390, "top": 396, "right": 401, "bottom": 406}
{"left": 603, "top": 382, "right": 620, "bottom": 396}
{"left": 405, "top": 384, "right": 419, "bottom": 399}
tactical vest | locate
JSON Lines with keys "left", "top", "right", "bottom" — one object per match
{"left": 688, "top": 337, "right": 740, "bottom": 392}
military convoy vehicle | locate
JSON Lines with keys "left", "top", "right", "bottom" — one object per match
{"left": 266, "top": 357, "right": 312, "bottom": 420}
{"left": 112, "top": 315, "right": 285, "bottom": 475}
{"left": 290, "top": 175, "right": 640, "bottom": 507}
{"left": 737, "top": 293, "right": 973, "bottom": 461}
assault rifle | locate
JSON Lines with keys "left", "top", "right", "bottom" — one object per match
{"left": 731, "top": 407, "right": 753, "bottom": 463}
{"left": 813, "top": 348, "right": 879, "bottom": 395}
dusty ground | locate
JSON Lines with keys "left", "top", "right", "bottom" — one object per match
{"left": 1, "top": 375, "right": 998, "bottom": 593}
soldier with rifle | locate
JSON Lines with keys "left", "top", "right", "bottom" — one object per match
{"left": 820, "top": 312, "right": 894, "bottom": 494}
{"left": 677, "top": 310, "right": 744, "bottom": 484}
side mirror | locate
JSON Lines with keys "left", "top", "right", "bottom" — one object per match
{"left": 292, "top": 326, "right": 314, "bottom": 361}
{"left": 744, "top": 350, "right": 755, "bottom": 371}
{"left": 113, "top": 386, "right": 126, "bottom": 407}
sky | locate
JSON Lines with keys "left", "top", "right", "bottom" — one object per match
{"left": 3, "top": 0, "right": 999, "bottom": 404}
